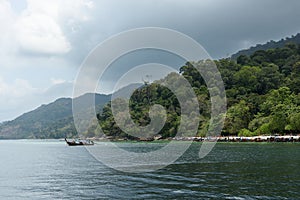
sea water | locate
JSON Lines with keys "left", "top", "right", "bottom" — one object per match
{"left": 0, "top": 140, "right": 299, "bottom": 199}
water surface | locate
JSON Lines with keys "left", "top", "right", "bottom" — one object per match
{"left": 0, "top": 140, "right": 299, "bottom": 199}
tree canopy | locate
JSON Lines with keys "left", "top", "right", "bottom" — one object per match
{"left": 93, "top": 43, "right": 300, "bottom": 139}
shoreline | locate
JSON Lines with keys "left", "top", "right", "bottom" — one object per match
{"left": 88, "top": 135, "right": 300, "bottom": 143}
{"left": 1, "top": 135, "right": 299, "bottom": 143}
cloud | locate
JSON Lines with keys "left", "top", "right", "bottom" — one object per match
{"left": 0, "top": 0, "right": 17, "bottom": 54}
{"left": 0, "top": 77, "right": 36, "bottom": 99}
{"left": 43, "top": 81, "right": 73, "bottom": 99}
{"left": 0, "top": 77, "right": 73, "bottom": 121}
{"left": 1, "top": 0, "right": 300, "bottom": 122}
{"left": 87, "top": 0, "right": 300, "bottom": 58}
{"left": 0, "top": 77, "right": 37, "bottom": 121}
{"left": 50, "top": 78, "right": 66, "bottom": 85}
{"left": 0, "top": 0, "right": 14, "bottom": 28}
{"left": 0, "top": 0, "right": 94, "bottom": 56}
{"left": 15, "top": 0, "right": 93, "bottom": 55}
{"left": 16, "top": 13, "right": 71, "bottom": 54}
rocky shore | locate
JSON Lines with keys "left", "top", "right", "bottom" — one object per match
{"left": 88, "top": 135, "right": 300, "bottom": 142}
{"left": 173, "top": 135, "right": 300, "bottom": 142}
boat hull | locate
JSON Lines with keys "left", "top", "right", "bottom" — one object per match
{"left": 65, "top": 138, "right": 94, "bottom": 146}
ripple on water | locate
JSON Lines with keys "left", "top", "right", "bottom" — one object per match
{"left": 0, "top": 141, "right": 299, "bottom": 199}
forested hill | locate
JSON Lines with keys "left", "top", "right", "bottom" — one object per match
{"left": 2, "top": 38, "right": 300, "bottom": 139}
{"left": 0, "top": 93, "right": 111, "bottom": 139}
{"left": 231, "top": 33, "right": 300, "bottom": 59}
{"left": 96, "top": 42, "right": 300, "bottom": 139}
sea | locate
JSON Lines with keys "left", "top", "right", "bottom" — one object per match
{"left": 0, "top": 140, "right": 299, "bottom": 199}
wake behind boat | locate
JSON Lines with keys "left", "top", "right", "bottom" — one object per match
{"left": 65, "top": 138, "right": 94, "bottom": 146}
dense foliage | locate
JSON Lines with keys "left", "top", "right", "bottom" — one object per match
{"left": 96, "top": 43, "right": 300, "bottom": 139}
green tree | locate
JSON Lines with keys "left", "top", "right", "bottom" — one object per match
{"left": 223, "top": 100, "right": 251, "bottom": 135}
{"left": 233, "top": 66, "right": 261, "bottom": 94}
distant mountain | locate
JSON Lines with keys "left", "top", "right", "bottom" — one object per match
{"left": 231, "top": 33, "right": 300, "bottom": 59}
{"left": 0, "top": 93, "right": 111, "bottom": 139}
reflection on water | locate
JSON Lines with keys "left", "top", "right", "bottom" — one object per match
{"left": 0, "top": 140, "right": 299, "bottom": 199}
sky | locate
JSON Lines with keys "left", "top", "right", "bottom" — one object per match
{"left": 0, "top": 0, "right": 300, "bottom": 121}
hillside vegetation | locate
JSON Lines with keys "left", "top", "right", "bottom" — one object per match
{"left": 0, "top": 94, "right": 111, "bottom": 139}
{"left": 2, "top": 38, "right": 300, "bottom": 139}
{"left": 95, "top": 42, "right": 300, "bottom": 139}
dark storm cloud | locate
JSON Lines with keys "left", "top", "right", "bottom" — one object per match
{"left": 62, "top": 0, "right": 300, "bottom": 93}
{"left": 67, "top": 0, "right": 300, "bottom": 61}
{"left": 2, "top": 0, "right": 299, "bottom": 121}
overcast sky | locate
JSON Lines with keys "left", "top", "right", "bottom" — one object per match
{"left": 0, "top": 0, "right": 300, "bottom": 121}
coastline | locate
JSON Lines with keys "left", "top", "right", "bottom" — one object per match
{"left": 87, "top": 135, "right": 300, "bottom": 143}
{"left": 1, "top": 135, "right": 299, "bottom": 143}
